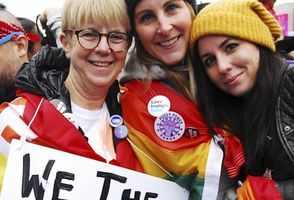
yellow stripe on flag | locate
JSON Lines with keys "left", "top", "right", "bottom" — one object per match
{"left": 126, "top": 122, "right": 211, "bottom": 179}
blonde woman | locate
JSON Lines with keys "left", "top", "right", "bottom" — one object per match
{"left": 0, "top": 0, "right": 140, "bottom": 192}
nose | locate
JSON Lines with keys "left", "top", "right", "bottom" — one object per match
{"left": 94, "top": 35, "right": 111, "bottom": 54}
{"left": 156, "top": 15, "right": 172, "bottom": 36}
{"left": 217, "top": 56, "right": 233, "bottom": 73}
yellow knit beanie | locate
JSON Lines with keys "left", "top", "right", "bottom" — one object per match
{"left": 190, "top": 0, "right": 282, "bottom": 52}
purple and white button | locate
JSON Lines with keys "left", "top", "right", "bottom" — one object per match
{"left": 114, "top": 125, "right": 128, "bottom": 139}
{"left": 154, "top": 111, "right": 185, "bottom": 142}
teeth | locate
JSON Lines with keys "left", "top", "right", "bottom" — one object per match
{"left": 91, "top": 61, "right": 110, "bottom": 67}
{"left": 159, "top": 37, "right": 178, "bottom": 47}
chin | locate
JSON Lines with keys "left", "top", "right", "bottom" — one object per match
{"left": 159, "top": 52, "right": 185, "bottom": 66}
{"left": 164, "top": 58, "right": 184, "bottom": 66}
{"left": 230, "top": 90, "right": 248, "bottom": 97}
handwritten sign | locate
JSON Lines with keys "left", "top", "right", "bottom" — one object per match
{"left": 0, "top": 139, "right": 189, "bottom": 200}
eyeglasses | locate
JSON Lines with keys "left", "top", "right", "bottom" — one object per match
{"left": 66, "top": 29, "right": 131, "bottom": 52}
{"left": 0, "top": 32, "right": 24, "bottom": 46}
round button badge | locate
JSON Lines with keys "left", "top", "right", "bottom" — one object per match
{"left": 154, "top": 111, "right": 185, "bottom": 142}
{"left": 147, "top": 95, "right": 171, "bottom": 117}
{"left": 109, "top": 115, "right": 123, "bottom": 128}
{"left": 114, "top": 125, "right": 128, "bottom": 139}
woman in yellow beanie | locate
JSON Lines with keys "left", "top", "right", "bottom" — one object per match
{"left": 190, "top": 0, "right": 294, "bottom": 199}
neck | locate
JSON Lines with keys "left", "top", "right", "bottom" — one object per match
{"left": 65, "top": 77, "right": 107, "bottom": 110}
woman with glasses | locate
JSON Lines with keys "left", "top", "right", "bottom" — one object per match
{"left": 0, "top": 0, "right": 141, "bottom": 181}
{"left": 119, "top": 0, "right": 242, "bottom": 199}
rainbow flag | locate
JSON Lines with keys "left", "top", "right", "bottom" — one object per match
{"left": 121, "top": 80, "right": 239, "bottom": 199}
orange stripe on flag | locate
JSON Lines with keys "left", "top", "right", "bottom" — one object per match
{"left": 237, "top": 178, "right": 256, "bottom": 200}
{"left": 10, "top": 97, "right": 27, "bottom": 105}
{"left": 0, "top": 102, "right": 9, "bottom": 112}
{"left": 2, "top": 125, "right": 20, "bottom": 143}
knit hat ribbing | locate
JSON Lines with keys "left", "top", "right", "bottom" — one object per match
{"left": 190, "top": 0, "right": 282, "bottom": 52}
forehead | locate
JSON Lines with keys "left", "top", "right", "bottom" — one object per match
{"left": 198, "top": 35, "right": 229, "bottom": 48}
{"left": 198, "top": 35, "right": 232, "bottom": 56}
{"left": 135, "top": 0, "right": 172, "bottom": 11}
{"left": 76, "top": 21, "right": 127, "bottom": 32}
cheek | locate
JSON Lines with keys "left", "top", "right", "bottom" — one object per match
{"left": 70, "top": 45, "right": 89, "bottom": 60}
{"left": 63, "top": 37, "right": 79, "bottom": 59}
{"left": 249, "top": 59, "right": 260, "bottom": 86}
{"left": 241, "top": 49, "right": 260, "bottom": 79}
{"left": 0, "top": 46, "right": 18, "bottom": 68}
{"left": 136, "top": 25, "right": 153, "bottom": 43}
{"left": 181, "top": 14, "right": 192, "bottom": 33}
{"left": 115, "top": 52, "right": 127, "bottom": 67}
{"left": 206, "top": 67, "right": 225, "bottom": 90}
{"left": 206, "top": 67, "right": 219, "bottom": 82}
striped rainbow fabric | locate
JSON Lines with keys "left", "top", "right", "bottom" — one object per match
{"left": 121, "top": 80, "right": 227, "bottom": 199}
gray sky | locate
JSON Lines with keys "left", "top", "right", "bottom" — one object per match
{"left": 1, "top": 0, "right": 65, "bottom": 21}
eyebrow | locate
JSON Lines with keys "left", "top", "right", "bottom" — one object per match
{"left": 219, "top": 38, "right": 233, "bottom": 48}
{"left": 200, "top": 37, "right": 233, "bottom": 59}
{"left": 134, "top": 4, "right": 152, "bottom": 19}
{"left": 135, "top": 0, "right": 179, "bottom": 18}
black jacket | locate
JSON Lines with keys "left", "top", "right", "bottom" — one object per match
{"left": 276, "top": 64, "right": 294, "bottom": 165}
{"left": 0, "top": 86, "right": 16, "bottom": 104}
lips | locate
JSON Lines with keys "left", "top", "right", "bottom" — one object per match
{"left": 89, "top": 61, "right": 113, "bottom": 67}
{"left": 225, "top": 72, "right": 242, "bottom": 85}
{"left": 158, "top": 36, "right": 179, "bottom": 48}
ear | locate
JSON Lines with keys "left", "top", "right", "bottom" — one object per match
{"left": 60, "top": 32, "right": 71, "bottom": 59}
{"left": 14, "top": 35, "right": 29, "bottom": 59}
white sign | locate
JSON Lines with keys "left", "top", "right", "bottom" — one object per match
{"left": 0, "top": 139, "right": 189, "bottom": 200}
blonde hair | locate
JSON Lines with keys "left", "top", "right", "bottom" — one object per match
{"left": 61, "top": 0, "right": 130, "bottom": 31}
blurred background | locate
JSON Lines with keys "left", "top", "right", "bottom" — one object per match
{"left": 1, "top": 0, "right": 293, "bottom": 36}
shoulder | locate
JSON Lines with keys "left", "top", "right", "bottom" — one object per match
{"left": 276, "top": 63, "right": 294, "bottom": 165}
{"left": 278, "top": 63, "right": 294, "bottom": 120}
{"left": 19, "top": 45, "right": 68, "bottom": 74}
{"left": 282, "top": 64, "right": 294, "bottom": 88}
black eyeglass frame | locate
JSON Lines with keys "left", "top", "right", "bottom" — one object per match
{"left": 66, "top": 29, "right": 132, "bottom": 52}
